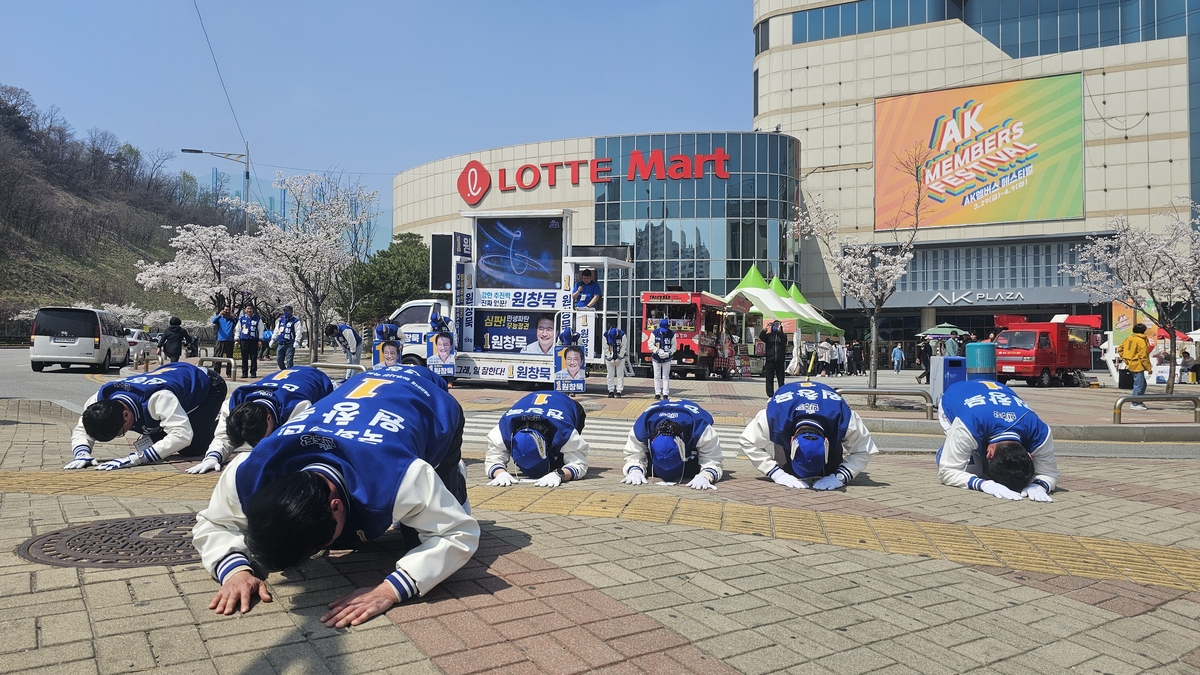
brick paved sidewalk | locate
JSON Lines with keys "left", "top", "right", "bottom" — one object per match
{"left": 2, "top": 399, "right": 1200, "bottom": 673}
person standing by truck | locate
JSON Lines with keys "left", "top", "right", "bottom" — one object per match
{"left": 650, "top": 318, "right": 675, "bottom": 400}
{"left": 1118, "top": 324, "right": 1152, "bottom": 410}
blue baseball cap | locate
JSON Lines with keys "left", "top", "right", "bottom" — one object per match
{"left": 511, "top": 429, "right": 549, "bottom": 478}
{"left": 790, "top": 422, "right": 827, "bottom": 478}
{"left": 649, "top": 433, "right": 686, "bottom": 483}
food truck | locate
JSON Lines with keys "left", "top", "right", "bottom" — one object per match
{"left": 994, "top": 314, "right": 1100, "bottom": 387}
{"left": 638, "top": 291, "right": 743, "bottom": 380}
{"left": 387, "top": 210, "right": 633, "bottom": 389}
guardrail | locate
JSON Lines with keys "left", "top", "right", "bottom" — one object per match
{"left": 1113, "top": 394, "right": 1200, "bottom": 424}
{"left": 833, "top": 388, "right": 936, "bottom": 420}
{"left": 309, "top": 362, "right": 368, "bottom": 377}
{"left": 197, "top": 357, "right": 236, "bottom": 381}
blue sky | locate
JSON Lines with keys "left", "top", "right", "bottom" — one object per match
{"left": 0, "top": 1, "right": 752, "bottom": 252}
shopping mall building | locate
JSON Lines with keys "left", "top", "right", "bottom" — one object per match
{"left": 395, "top": 0, "right": 1197, "bottom": 345}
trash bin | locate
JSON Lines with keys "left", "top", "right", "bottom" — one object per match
{"left": 965, "top": 342, "right": 997, "bottom": 381}
{"left": 931, "top": 356, "right": 968, "bottom": 401}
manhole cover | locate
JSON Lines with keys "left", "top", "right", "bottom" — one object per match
{"left": 17, "top": 514, "right": 200, "bottom": 569}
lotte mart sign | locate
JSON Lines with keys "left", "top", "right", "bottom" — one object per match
{"left": 457, "top": 149, "right": 732, "bottom": 206}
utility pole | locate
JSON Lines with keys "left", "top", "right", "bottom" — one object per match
{"left": 182, "top": 145, "right": 252, "bottom": 234}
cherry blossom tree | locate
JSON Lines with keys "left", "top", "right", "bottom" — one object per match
{"left": 1063, "top": 204, "right": 1200, "bottom": 394}
{"left": 792, "top": 143, "right": 930, "bottom": 391}
{"left": 136, "top": 223, "right": 280, "bottom": 313}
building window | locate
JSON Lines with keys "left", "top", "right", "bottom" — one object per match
{"left": 753, "top": 69, "right": 759, "bottom": 118}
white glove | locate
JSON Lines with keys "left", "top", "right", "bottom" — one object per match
{"left": 1022, "top": 484, "right": 1053, "bottom": 503}
{"left": 686, "top": 474, "right": 716, "bottom": 491}
{"left": 812, "top": 474, "right": 844, "bottom": 491}
{"left": 621, "top": 468, "right": 648, "bottom": 485}
{"left": 980, "top": 480, "right": 1024, "bottom": 501}
{"left": 534, "top": 471, "right": 562, "bottom": 488}
{"left": 185, "top": 456, "right": 222, "bottom": 474}
{"left": 770, "top": 470, "right": 809, "bottom": 489}
{"left": 64, "top": 456, "right": 97, "bottom": 470}
{"left": 487, "top": 471, "right": 516, "bottom": 487}
{"left": 96, "top": 452, "right": 143, "bottom": 471}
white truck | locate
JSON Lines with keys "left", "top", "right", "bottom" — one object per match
{"left": 384, "top": 209, "right": 633, "bottom": 389}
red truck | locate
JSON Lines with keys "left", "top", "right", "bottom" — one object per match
{"left": 639, "top": 291, "right": 732, "bottom": 379}
{"left": 994, "top": 315, "right": 1100, "bottom": 387}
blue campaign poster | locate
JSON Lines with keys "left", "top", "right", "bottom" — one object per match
{"left": 425, "top": 331, "right": 455, "bottom": 376}
{"left": 554, "top": 344, "right": 586, "bottom": 393}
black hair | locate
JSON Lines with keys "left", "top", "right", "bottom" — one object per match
{"left": 989, "top": 441, "right": 1034, "bottom": 492}
{"left": 536, "top": 313, "right": 555, "bottom": 327}
{"left": 245, "top": 472, "right": 336, "bottom": 572}
{"left": 324, "top": 324, "right": 338, "bottom": 335}
{"left": 227, "top": 403, "right": 274, "bottom": 448}
{"left": 82, "top": 400, "right": 127, "bottom": 442}
{"left": 1132, "top": 324, "right": 1147, "bottom": 334}
{"left": 435, "top": 332, "right": 453, "bottom": 347}
{"left": 563, "top": 345, "right": 584, "bottom": 361}
{"left": 380, "top": 339, "right": 400, "bottom": 353}
{"left": 169, "top": 317, "right": 181, "bottom": 326}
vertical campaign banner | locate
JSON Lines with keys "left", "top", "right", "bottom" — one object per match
{"left": 875, "top": 74, "right": 1083, "bottom": 230}
{"left": 426, "top": 332, "right": 455, "bottom": 376}
{"left": 554, "top": 344, "right": 586, "bottom": 393}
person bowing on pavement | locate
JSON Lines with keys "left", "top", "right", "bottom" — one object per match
{"left": 484, "top": 391, "right": 590, "bottom": 488}
{"left": 620, "top": 398, "right": 723, "bottom": 490}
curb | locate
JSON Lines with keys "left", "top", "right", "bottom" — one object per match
{"left": 861, "top": 417, "right": 1199, "bottom": 442}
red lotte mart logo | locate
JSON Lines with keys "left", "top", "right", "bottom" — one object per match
{"left": 456, "top": 148, "right": 731, "bottom": 206}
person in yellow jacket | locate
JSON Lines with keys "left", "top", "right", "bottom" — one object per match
{"left": 1118, "top": 324, "right": 1152, "bottom": 410}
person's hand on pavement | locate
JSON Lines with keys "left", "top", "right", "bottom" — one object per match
{"left": 186, "top": 456, "right": 222, "bottom": 474}
{"left": 981, "top": 480, "right": 1024, "bottom": 500}
{"left": 208, "top": 570, "right": 271, "bottom": 615}
{"left": 620, "top": 468, "right": 648, "bottom": 485}
{"left": 686, "top": 473, "right": 717, "bottom": 490}
{"left": 64, "top": 455, "right": 97, "bottom": 470}
{"left": 487, "top": 471, "right": 516, "bottom": 487}
{"left": 96, "top": 453, "right": 142, "bottom": 471}
{"left": 533, "top": 472, "right": 562, "bottom": 488}
{"left": 770, "top": 470, "right": 810, "bottom": 489}
{"left": 812, "top": 474, "right": 844, "bottom": 491}
{"left": 321, "top": 584, "right": 397, "bottom": 628}
{"left": 1022, "top": 484, "right": 1053, "bottom": 503}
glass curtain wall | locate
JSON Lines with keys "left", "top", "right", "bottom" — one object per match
{"left": 593, "top": 132, "right": 801, "bottom": 311}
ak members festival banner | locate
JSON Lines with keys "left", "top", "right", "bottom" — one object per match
{"left": 874, "top": 74, "right": 1084, "bottom": 230}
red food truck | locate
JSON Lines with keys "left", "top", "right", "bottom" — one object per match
{"left": 994, "top": 314, "right": 1100, "bottom": 387}
{"left": 639, "top": 291, "right": 736, "bottom": 379}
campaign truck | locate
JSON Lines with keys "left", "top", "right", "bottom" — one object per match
{"left": 638, "top": 291, "right": 739, "bottom": 380}
{"left": 391, "top": 210, "right": 633, "bottom": 389}
{"left": 995, "top": 314, "right": 1100, "bottom": 387}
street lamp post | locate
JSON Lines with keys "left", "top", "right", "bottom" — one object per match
{"left": 181, "top": 143, "right": 251, "bottom": 233}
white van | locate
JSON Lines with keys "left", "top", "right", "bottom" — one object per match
{"left": 30, "top": 306, "right": 130, "bottom": 373}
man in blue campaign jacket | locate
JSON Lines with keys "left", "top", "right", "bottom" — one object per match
{"left": 651, "top": 318, "right": 675, "bottom": 400}
{"left": 192, "top": 367, "right": 477, "bottom": 627}
{"left": 270, "top": 306, "right": 303, "bottom": 370}
{"left": 740, "top": 381, "right": 878, "bottom": 490}
{"left": 237, "top": 305, "right": 262, "bottom": 379}
{"left": 603, "top": 325, "right": 627, "bottom": 398}
{"left": 185, "top": 367, "right": 336, "bottom": 474}
{"left": 484, "top": 391, "right": 589, "bottom": 487}
{"left": 326, "top": 322, "right": 363, "bottom": 365}
{"left": 620, "top": 399, "right": 724, "bottom": 490}
{"left": 68, "top": 362, "right": 228, "bottom": 470}
{"left": 937, "top": 380, "right": 1059, "bottom": 502}
{"left": 374, "top": 322, "right": 400, "bottom": 342}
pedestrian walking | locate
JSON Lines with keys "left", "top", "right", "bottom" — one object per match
{"left": 1117, "top": 324, "right": 1152, "bottom": 409}
{"left": 916, "top": 336, "right": 932, "bottom": 384}
{"left": 157, "top": 317, "right": 192, "bottom": 363}
{"left": 259, "top": 327, "right": 273, "bottom": 359}
{"left": 891, "top": 343, "right": 904, "bottom": 373}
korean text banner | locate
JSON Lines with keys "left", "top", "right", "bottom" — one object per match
{"left": 473, "top": 311, "right": 557, "bottom": 355}
{"left": 474, "top": 217, "right": 565, "bottom": 290}
{"left": 874, "top": 74, "right": 1083, "bottom": 230}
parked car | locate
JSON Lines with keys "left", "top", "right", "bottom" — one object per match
{"left": 30, "top": 307, "right": 130, "bottom": 373}
{"left": 125, "top": 328, "right": 154, "bottom": 366}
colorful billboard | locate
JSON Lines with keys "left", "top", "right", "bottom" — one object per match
{"left": 874, "top": 74, "right": 1083, "bottom": 230}
{"left": 474, "top": 216, "right": 565, "bottom": 290}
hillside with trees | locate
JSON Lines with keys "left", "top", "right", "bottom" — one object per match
{"left": 0, "top": 83, "right": 239, "bottom": 319}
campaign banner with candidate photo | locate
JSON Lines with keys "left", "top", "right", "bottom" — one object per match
{"left": 553, "top": 344, "right": 587, "bottom": 393}
{"left": 874, "top": 73, "right": 1083, "bottom": 230}
{"left": 474, "top": 217, "right": 565, "bottom": 290}
{"left": 425, "top": 331, "right": 456, "bottom": 376}
{"left": 473, "top": 311, "right": 558, "bottom": 355}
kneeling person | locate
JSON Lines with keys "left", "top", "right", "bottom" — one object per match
{"left": 192, "top": 368, "right": 477, "bottom": 627}
{"left": 186, "top": 367, "right": 336, "bottom": 474}
{"left": 740, "top": 381, "right": 878, "bottom": 490}
{"left": 620, "top": 399, "right": 723, "bottom": 490}
{"left": 485, "top": 391, "right": 588, "bottom": 488}
{"left": 68, "top": 362, "right": 227, "bottom": 470}
{"left": 937, "top": 380, "right": 1058, "bottom": 502}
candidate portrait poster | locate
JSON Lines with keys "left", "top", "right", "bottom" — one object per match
{"left": 425, "top": 331, "right": 455, "bottom": 376}
{"left": 553, "top": 344, "right": 586, "bottom": 393}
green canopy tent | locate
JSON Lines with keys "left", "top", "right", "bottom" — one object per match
{"left": 724, "top": 266, "right": 800, "bottom": 320}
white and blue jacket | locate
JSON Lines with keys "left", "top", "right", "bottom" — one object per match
{"left": 485, "top": 391, "right": 589, "bottom": 481}
{"left": 332, "top": 323, "right": 361, "bottom": 352}
{"left": 193, "top": 369, "right": 478, "bottom": 603}
{"left": 622, "top": 399, "right": 723, "bottom": 483}
{"left": 937, "top": 380, "right": 1058, "bottom": 493}
{"left": 651, "top": 327, "right": 674, "bottom": 362}
{"left": 237, "top": 314, "right": 261, "bottom": 340}
{"left": 272, "top": 315, "right": 302, "bottom": 346}
{"left": 740, "top": 381, "right": 878, "bottom": 482}
{"left": 204, "top": 367, "right": 336, "bottom": 464}
{"left": 71, "top": 363, "right": 215, "bottom": 463}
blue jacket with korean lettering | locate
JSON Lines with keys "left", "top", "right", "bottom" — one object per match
{"left": 229, "top": 367, "right": 335, "bottom": 423}
{"left": 765, "top": 381, "right": 850, "bottom": 477}
{"left": 498, "top": 391, "right": 585, "bottom": 470}
{"left": 939, "top": 380, "right": 1049, "bottom": 454}
{"left": 234, "top": 368, "right": 463, "bottom": 547}
{"left": 632, "top": 399, "right": 713, "bottom": 479}
{"left": 374, "top": 323, "right": 400, "bottom": 341}
{"left": 97, "top": 363, "right": 213, "bottom": 435}
{"left": 651, "top": 326, "right": 674, "bottom": 362}
{"left": 274, "top": 315, "right": 301, "bottom": 345}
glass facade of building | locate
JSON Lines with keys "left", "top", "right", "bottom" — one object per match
{"left": 592, "top": 132, "right": 802, "bottom": 311}
{"left": 757, "top": 0, "right": 1200, "bottom": 206}
{"left": 897, "top": 241, "right": 1081, "bottom": 292}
